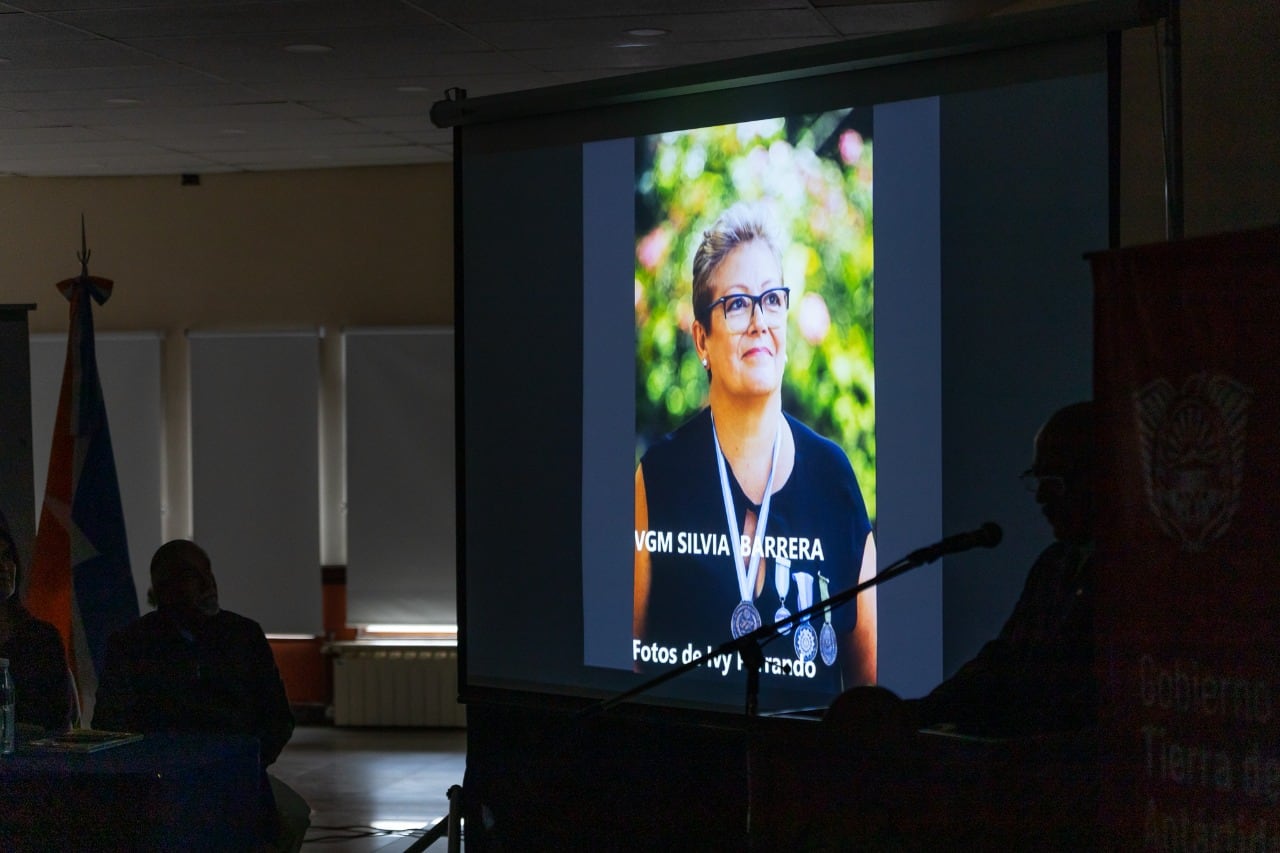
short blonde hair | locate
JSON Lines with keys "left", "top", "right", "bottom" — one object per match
{"left": 691, "top": 202, "right": 784, "bottom": 330}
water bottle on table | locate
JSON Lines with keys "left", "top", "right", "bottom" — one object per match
{"left": 0, "top": 657, "right": 14, "bottom": 755}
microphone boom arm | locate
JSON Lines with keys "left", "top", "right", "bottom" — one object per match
{"left": 585, "top": 523, "right": 1002, "bottom": 718}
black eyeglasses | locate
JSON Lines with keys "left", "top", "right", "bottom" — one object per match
{"left": 1019, "top": 470, "right": 1067, "bottom": 496}
{"left": 707, "top": 287, "right": 790, "bottom": 332}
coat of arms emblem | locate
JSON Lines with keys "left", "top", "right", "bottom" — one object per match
{"left": 1134, "top": 372, "right": 1251, "bottom": 552}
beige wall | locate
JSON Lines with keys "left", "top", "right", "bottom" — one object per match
{"left": 1120, "top": 0, "right": 1279, "bottom": 244}
{"left": 1000, "top": 0, "right": 1278, "bottom": 244}
{"left": 2, "top": 164, "right": 452, "bottom": 332}
{"left": 1178, "top": 0, "right": 1279, "bottom": 239}
{"left": 1, "top": 164, "right": 453, "bottom": 554}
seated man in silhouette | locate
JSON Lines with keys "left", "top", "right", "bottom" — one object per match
{"left": 0, "top": 521, "right": 76, "bottom": 734}
{"left": 95, "top": 539, "right": 310, "bottom": 852}
{"left": 907, "top": 400, "right": 1096, "bottom": 736}
{"left": 816, "top": 403, "right": 1097, "bottom": 850}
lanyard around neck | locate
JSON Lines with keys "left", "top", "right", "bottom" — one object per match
{"left": 712, "top": 414, "right": 782, "bottom": 604}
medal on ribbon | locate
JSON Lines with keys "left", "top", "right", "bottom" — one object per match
{"left": 713, "top": 416, "right": 781, "bottom": 641}
{"left": 731, "top": 600, "right": 762, "bottom": 638}
{"left": 818, "top": 572, "right": 837, "bottom": 667}
{"left": 793, "top": 571, "right": 818, "bottom": 663}
{"left": 773, "top": 556, "right": 792, "bottom": 635}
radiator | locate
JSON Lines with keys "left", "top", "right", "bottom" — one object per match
{"left": 332, "top": 644, "right": 466, "bottom": 727}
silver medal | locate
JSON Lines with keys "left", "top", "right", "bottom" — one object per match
{"left": 819, "top": 621, "right": 837, "bottom": 666}
{"left": 794, "top": 621, "right": 818, "bottom": 663}
{"left": 731, "top": 600, "right": 762, "bottom": 639}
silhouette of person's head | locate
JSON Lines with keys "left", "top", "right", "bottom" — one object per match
{"left": 150, "top": 539, "right": 220, "bottom": 626}
{"left": 1024, "top": 401, "right": 1094, "bottom": 545}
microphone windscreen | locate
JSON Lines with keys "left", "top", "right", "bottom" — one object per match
{"left": 981, "top": 522, "right": 1003, "bottom": 547}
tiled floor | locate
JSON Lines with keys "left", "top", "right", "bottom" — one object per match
{"left": 271, "top": 725, "right": 467, "bottom": 852}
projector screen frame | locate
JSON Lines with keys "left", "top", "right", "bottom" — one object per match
{"left": 447, "top": 1, "right": 1163, "bottom": 717}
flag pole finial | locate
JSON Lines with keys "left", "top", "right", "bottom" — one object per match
{"left": 59, "top": 214, "right": 112, "bottom": 305}
{"left": 78, "top": 213, "right": 91, "bottom": 279}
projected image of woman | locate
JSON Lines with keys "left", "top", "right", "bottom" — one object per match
{"left": 633, "top": 202, "right": 877, "bottom": 691}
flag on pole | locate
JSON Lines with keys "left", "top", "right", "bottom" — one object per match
{"left": 26, "top": 223, "right": 139, "bottom": 682}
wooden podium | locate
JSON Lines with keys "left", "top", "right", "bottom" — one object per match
{"left": 1091, "top": 227, "right": 1280, "bottom": 849}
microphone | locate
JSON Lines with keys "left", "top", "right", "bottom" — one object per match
{"left": 906, "top": 522, "right": 1003, "bottom": 565}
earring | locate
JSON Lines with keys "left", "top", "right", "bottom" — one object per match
{"left": 701, "top": 358, "right": 708, "bottom": 368}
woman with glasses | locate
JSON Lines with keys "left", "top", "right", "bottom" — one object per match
{"left": 0, "top": 522, "right": 76, "bottom": 733}
{"left": 633, "top": 203, "right": 877, "bottom": 696}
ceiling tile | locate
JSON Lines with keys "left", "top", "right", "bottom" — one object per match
{"left": 408, "top": 0, "right": 815, "bottom": 22}
{"left": 507, "top": 37, "right": 839, "bottom": 74}
{"left": 0, "top": 0, "right": 1063, "bottom": 175}
{"left": 460, "top": 10, "right": 840, "bottom": 50}
{"left": 44, "top": 0, "right": 452, "bottom": 39}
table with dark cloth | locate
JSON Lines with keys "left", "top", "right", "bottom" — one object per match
{"left": 0, "top": 731, "right": 264, "bottom": 852}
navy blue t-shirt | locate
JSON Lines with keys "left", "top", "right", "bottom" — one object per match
{"left": 639, "top": 407, "right": 872, "bottom": 695}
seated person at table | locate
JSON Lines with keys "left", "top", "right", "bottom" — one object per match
{"left": 909, "top": 400, "right": 1097, "bottom": 735}
{"left": 94, "top": 539, "right": 310, "bottom": 852}
{"left": 0, "top": 521, "right": 75, "bottom": 734}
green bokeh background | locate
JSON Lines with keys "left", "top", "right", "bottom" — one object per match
{"left": 633, "top": 110, "right": 877, "bottom": 520}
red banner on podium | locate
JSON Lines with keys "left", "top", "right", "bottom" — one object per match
{"left": 1092, "top": 227, "right": 1280, "bottom": 850}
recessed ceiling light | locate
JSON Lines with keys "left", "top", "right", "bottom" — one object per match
{"left": 396, "top": 85, "right": 430, "bottom": 93}
{"left": 283, "top": 43, "right": 332, "bottom": 54}
{"left": 626, "top": 27, "right": 668, "bottom": 37}
{"left": 105, "top": 97, "right": 142, "bottom": 105}
{"left": 616, "top": 42, "right": 650, "bottom": 49}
